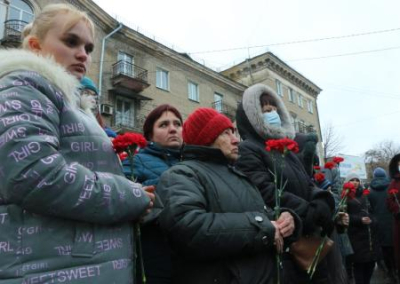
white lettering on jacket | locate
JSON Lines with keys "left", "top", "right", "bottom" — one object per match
{"left": 0, "top": 100, "right": 21, "bottom": 113}
{"left": 0, "top": 127, "right": 26, "bottom": 148}
{"left": 1, "top": 113, "right": 30, "bottom": 126}
{"left": 8, "top": 142, "right": 40, "bottom": 162}
{"left": 95, "top": 238, "right": 123, "bottom": 252}
{"left": 64, "top": 163, "right": 78, "bottom": 184}
{"left": 71, "top": 142, "right": 99, "bottom": 152}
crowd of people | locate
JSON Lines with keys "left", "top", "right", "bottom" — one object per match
{"left": 0, "top": 3, "right": 399, "bottom": 284}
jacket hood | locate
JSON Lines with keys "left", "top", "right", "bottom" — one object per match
{"left": 373, "top": 167, "right": 387, "bottom": 178}
{"left": 236, "top": 84, "right": 295, "bottom": 141}
{"left": 370, "top": 176, "right": 390, "bottom": 191}
{"left": 0, "top": 49, "right": 91, "bottom": 113}
{"left": 389, "top": 153, "right": 400, "bottom": 179}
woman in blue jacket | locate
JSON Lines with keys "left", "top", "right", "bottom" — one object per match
{"left": 125, "top": 104, "right": 183, "bottom": 284}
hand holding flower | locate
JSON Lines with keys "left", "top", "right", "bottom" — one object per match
{"left": 271, "top": 221, "right": 284, "bottom": 254}
{"left": 336, "top": 212, "right": 349, "bottom": 226}
{"left": 361, "top": 216, "right": 372, "bottom": 225}
{"left": 143, "top": 185, "right": 156, "bottom": 214}
{"left": 276, "top": 211, "right": 295, "bottom": 237}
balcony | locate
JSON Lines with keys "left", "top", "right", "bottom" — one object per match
{"left": 1, "top": 20, "right": 28, "bottom": 48}
{"left": 110, "top": 112, "right": 145, "bottom": 134}
{"left": 110, "top": 60, "right": 150, "bottom": 98}
{"left": 212, "top": 101, "right": 237, "bottom": 121}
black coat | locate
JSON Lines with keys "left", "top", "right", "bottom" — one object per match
{"left": 369, "top": 176, "right": 393, "bottom": 246}
{"left": 158, "top": 146, "right": 281, "bottom": 284}
{"left": 347, "top": 188, "right": 380, "bottom": 263}
{"left": 235, "top": 84, "right": 340, "bottom": 284}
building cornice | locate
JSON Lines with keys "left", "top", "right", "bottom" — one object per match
{"left": 223, "top": 52, "right": 322, "bottom": 97}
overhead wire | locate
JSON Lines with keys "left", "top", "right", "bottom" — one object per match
{"left": 188, "top": 27, "right": 400, "bottom": 55}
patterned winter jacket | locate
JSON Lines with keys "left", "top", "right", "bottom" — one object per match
{"left": 0, "top": 49, "right": 150, "bottom": 283}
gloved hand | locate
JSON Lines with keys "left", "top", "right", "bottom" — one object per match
{"left": 305, "top": 199, "right": 334, "bottom": 236}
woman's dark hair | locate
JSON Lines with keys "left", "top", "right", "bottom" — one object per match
{"left": 259, "top": 92, "right": 277, "bottom": 107}
{"left": 143, "top": 104, "right": 183, "bottom": 141}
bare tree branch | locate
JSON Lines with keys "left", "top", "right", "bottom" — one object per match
{"left": 322, "top": 122, "right": 345, "bottom": 160}
{"left": 364, "top": 140, "right": 400, "bottom": 180}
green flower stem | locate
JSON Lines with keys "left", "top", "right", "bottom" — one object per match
{"left": 308, "top": 195, "right": 348, "bottom": 279}
{"left": 128, "top": 146, "right": 146, "bottom": 284}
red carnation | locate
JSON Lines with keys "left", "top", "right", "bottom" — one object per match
{"left": 324, "top": 162, "right": 336, "bottom": 170}
{"left": 113, "top": 132, "right": 147, "bottom": 154}
{"left": 332, "top": 156, "right": 344, "bottom": 164}
{"left": 118, "top": 152, "right": 128, "bottom": 161}
{"left": 313, "top": 166, "right": 321, "bottom": 171}
{"left": 341, "top": 182, "right": 356, "bottom": 199}
{"left": 389, "top": 188, "right": 399, "bottom": 195}
{"left": 265, "top": 138, "right": 299, "bottom": 154}
{"left": 314, "top": 172, "right": 325, "bottom": 183}
{"left": 363, "top": 189, "right": 370, "bottom": 196}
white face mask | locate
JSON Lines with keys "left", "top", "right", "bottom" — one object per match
{"left": 263, "top": 110, "right": 282, "bottom": 127}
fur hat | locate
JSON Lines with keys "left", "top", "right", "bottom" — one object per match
{"left": 373, "top": 167, "right": 387, "bottom": 178}
{"left": 183, "top": 108, "right": 234, "bottom": 146}
{"left": 344, "top": 172, "right": 361, "bottom": 183}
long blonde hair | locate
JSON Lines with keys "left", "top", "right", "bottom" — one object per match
{"left": 22, "top": 3, "right": 95, "bottom": 50}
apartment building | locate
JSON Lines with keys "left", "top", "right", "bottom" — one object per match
{"left": 0, "top": 0, "right": 245, "bottom": 134}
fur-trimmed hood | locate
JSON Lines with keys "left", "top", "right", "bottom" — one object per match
{"left": 236, "top": 83, "right": 295, "bottom": 141}
{"left": 0, "top": 49, "right": 93, "bottom": 113}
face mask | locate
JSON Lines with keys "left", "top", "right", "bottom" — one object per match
{"left": 398, "top": 166, "right": 400, "bottom": 172}
{"left": 263, "top": 111, "right": 281, "bottom": 127}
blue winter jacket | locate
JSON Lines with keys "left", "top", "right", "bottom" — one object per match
{"left": 123, "top": 142, "right": 181, "bottom": 186}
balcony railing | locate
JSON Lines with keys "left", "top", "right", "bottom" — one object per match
{"left": 110, "top": 113, "right": 146, "bottom": 134}
{"left": 1, "top": 20, "right": 28, "bottom": 47}
{"left": 111, "top": 60, "right": 150, "bottom": 94}
{"left": 112, "top": 60, "right": 148, "bottom": 82}
{"left": 212, "top": 101, "right": 237, "bottom": 121}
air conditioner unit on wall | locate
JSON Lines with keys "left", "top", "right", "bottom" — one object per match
{"left": 101, "top": 104, "right": 113, "bottom": 116}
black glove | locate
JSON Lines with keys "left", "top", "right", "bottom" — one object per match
{"left": 305, "top": 199, "right": 334, "bottom": 236}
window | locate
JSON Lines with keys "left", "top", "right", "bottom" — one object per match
{"left": 117, "top": 51, "right": 134, "bottom": 77}
{"left": 307, "top": 99, "right": 314, "bottom": 114}
{"left": 188, "top": 81, "right": 199, "bottom": 102}
{"left": 290, "top": 112, "right": 298, "bottom": 132}
{"left": 214, "top": 93, "right": 223, "bottom": 112}
{"left": 8, "top": 0, "right": 34, "bottom": 23}
{"left": 288, "top": 88, "right": 295, "bottom": 103}
{"left": 276, "top": 79, "right": 283, "bottom": 97}
{"left": 156, "top": 68, "right": 169, "bottom": 90}
{"left": 115, "top": 97, "right": 135, "bottom": 128}
{"left": 297, "top": 94, "right": 304, "bottom": 108}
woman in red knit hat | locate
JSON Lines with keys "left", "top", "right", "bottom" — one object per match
{"left": 156, "top": 107, "right": 300, "bottom": 284}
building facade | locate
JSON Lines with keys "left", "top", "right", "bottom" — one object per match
{"left": 0, "top": 0, "right": 245, "bottom": 134}
{"left": 0, "top": 0, "right": 323, "bottom": 158}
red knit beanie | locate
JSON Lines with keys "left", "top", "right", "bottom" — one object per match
{"left": 183, "top": 108, "right": 234, "bottom": 146}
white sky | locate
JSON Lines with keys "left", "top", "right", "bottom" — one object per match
{"left": 93, "top": 0, "right": 400, "bottom": 157}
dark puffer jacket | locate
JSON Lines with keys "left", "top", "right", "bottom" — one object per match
{"left": 158, "top": 146, "right": 278, "bottom": 284}
{"left": 369, "top": 168, "right": 393, "bottom": 246}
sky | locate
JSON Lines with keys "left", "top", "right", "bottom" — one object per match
{"left": 93, "top": 0, "right": 400, "bottom": 157}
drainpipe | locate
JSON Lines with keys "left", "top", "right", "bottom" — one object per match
{"left": 98, "top": 22, "right": 123, "bottom": 101}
